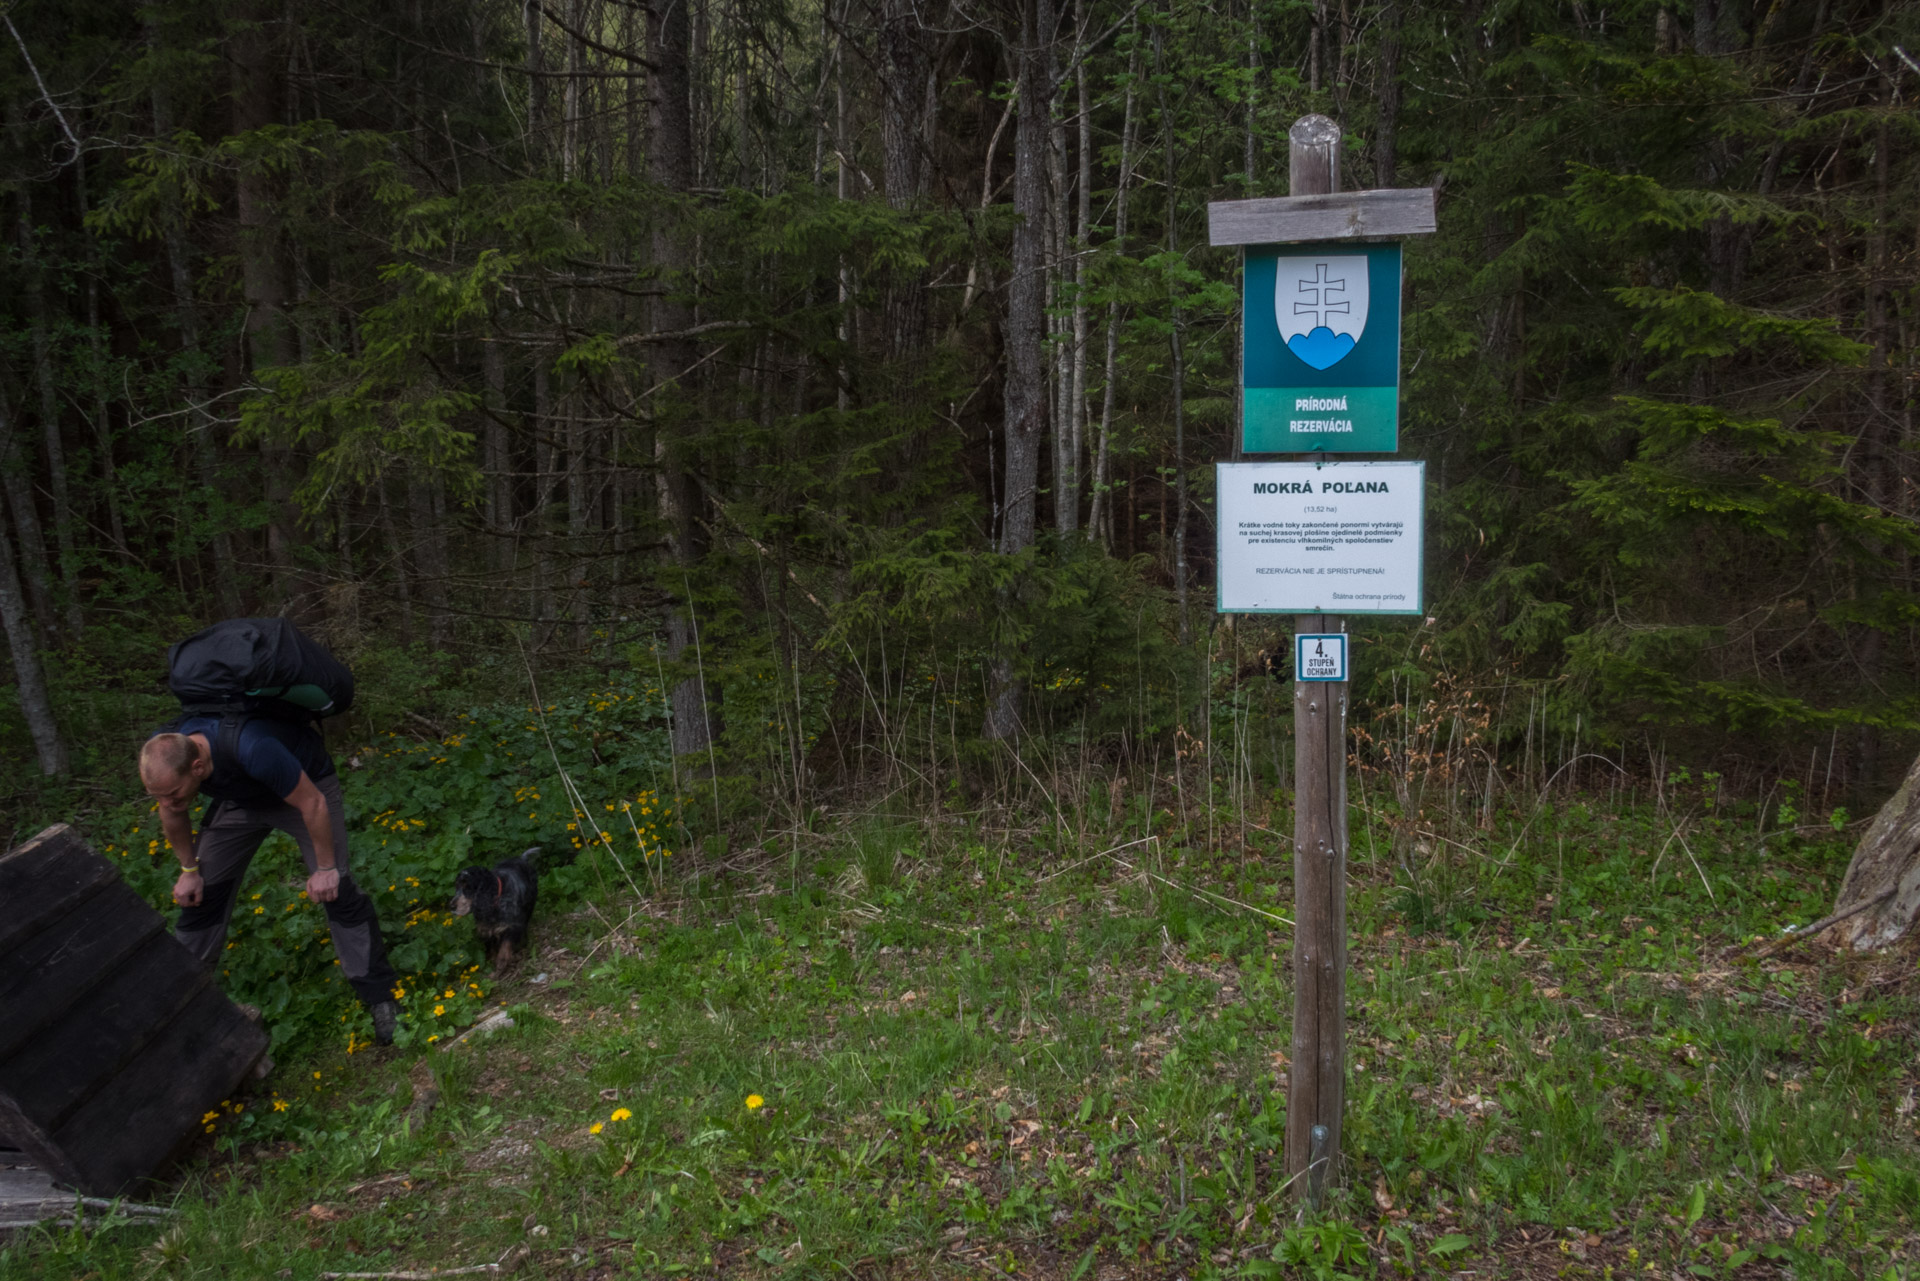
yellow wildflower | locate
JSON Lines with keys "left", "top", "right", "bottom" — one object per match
{"left": 611, "top": 1108, "right": 632, "bottom": 1122}
{"left": 589, "top": 1122, "right": 604, "bottom": 1135}
{"left": 746, "top": 1094, "right": 765, "bottom": 1110}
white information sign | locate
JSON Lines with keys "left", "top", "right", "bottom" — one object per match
{"left": 1295, "top": 633, "right": 1347, "bottom": 681}
{"left": 1216, "top": 461, "right": 1424, "bottom": 615}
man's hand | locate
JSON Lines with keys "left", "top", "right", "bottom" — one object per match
{"left": 308, "top": 866, "right": 341, "bottom": 903}
{"left": 173, "top": 868, "right": 204, "bottom": 907}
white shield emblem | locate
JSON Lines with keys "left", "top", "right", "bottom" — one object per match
{"left": 1274, "top": 255, "right": 1369, "bottom": 370}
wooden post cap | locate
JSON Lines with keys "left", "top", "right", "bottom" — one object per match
{"left": 1288, "top": 114, "right": 1342, "bottom": 149}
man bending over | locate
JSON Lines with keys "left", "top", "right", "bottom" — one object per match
{"left": 141, "top": 717, "right": 401, "bottom": 1045}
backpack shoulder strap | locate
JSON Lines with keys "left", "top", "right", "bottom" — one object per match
{"left": 211, "top": 712, "right": 252, "bottom": 776}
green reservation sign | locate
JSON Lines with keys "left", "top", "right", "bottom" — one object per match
{"left": 1241, "top": 242, "right": 1402, "bottom": 453}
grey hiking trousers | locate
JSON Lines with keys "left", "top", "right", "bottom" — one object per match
{"left": 173, "top": 772, "right": 397, "bottom": 1007}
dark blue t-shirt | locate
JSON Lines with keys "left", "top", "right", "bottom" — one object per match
{"left": 169, "top": 715, "right": 335, "bottom": 806}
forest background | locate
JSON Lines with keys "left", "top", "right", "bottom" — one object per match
{"left": 0, "top": 0, "right": 1915, "bottom": 864}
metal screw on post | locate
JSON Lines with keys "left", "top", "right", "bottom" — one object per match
{"left": 1308, "top": 1124, "right": 1331, "bottom": 1205}
{"left": 1285, "top": 112, "right": 1349, "bottom": 1211}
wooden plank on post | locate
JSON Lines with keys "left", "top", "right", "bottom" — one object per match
{"left": 1282, "top": 113, "right": 1349, "bottom": 1210}
{"left": 1206, "top": 187, "right": 1436, "bottom": 247}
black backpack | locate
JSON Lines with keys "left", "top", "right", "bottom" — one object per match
{"left": 167, "top": 618, "right": 355, "bottom": 722}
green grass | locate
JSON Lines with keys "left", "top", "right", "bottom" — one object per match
{"left": 5, "top": 785, "right": 1917, "bottom": 1280}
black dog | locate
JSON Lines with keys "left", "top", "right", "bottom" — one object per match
{"left": 450, "top": 846, "right": 552, "bottom": 973}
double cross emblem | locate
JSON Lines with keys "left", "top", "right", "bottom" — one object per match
{"left": 1292, "top": 262, "right": 1351, "bottom": 330}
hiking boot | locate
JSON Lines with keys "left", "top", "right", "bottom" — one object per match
{"left": 371, "top": 1000, "right": 400, "bottom": 1047}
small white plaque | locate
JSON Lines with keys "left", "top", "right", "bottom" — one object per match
{"left": 1216, "top": 461, "right": 1425, "bottom": 614}
{"left": 1295, "top": 633, "right": 1347, "bottom": 682}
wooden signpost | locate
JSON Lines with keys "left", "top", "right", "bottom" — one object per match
{"left": 1208, "top": 114, "right": 1435, "bottom": 1206}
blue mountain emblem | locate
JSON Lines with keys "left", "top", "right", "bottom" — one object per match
{"left": 1286, "top": 327, "right": 1357, "bottom": 371}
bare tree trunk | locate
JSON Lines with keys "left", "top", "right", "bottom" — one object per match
{"left": 956, "top": 91, "right": 1015, "bottom": 327}
{"left": 1088, "top": 42, "right": 1137, "bottom": 549}
{"left": 881, "top": 0, "right": 929, "bottom": 355}
{"left": 409, "top": 473, "right": 453, "bottom": 650}
{"left": 567, "top": 397, "right": 590, "bottom": 650}
{"left": 1853, "top": 74, "right": 1893, "bottom": 791}
{"left": 880, "top": 0, "right": 926, "bottom": 207}
{"left": 1829, "top": 748, "right": 1920, "bottom": 950}
{"left": 623, "top": 4, "right": 643, "bottom": 176}
{"left": 1155, "top": 25, "right": 1189, "bottom": 643}
{"left": 484, "top": 339, "right": 512, "bottom": 573}
{"left": 73, "top": 153, "right": 127, "bottom": 557}
{"left": 833, "top": 16, "right": 852, "bottom": 410}
{"left": 1374, "top": 0, "right": 1400, "bottom": 186}
{"left": 13, "top": 185, "right": 84, "bottom": 634}
{"left": 1066, "top": 52, "right": 1090, "bottom": 537}
{"left": 0, "top": 485, "right": 65, "bottom": 775}
{"left": 648, "top": 0, "right": 716, "bottom": 758}
{"left": 525, "top": 0, "right": 548, "bottom": 163}
{"left": 162, "top": 216, "right": 244, "bottom": 618}
{"left": 1244, "top": 2, "right": 1257, "bottom": 190}
{"left": 0, "top": 375, "right": 55, "bottom": 640}
{"left": 982, "top": 0, "right": 1054, "bottom": 741}
{"left": 1310, "top": 0, "right": 1325, "bottom": 93}
{"left": 231, "top": 0, "right": 303, "bottom": 609}
{"left": 376, "top": 477, "right": 415, "bottom": 643}
{"left": 149, "top": 11, "right": 242, "bottom": 616}
{"left": 533, "top": 361, "right": 556, "bottom": 629}
{"left": 563, "top": 0, "right": 583, "bottom": 179}
{"left": 1046, "top": 30, "right": 1075, "bottom": 536}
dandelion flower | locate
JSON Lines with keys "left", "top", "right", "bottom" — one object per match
{"left": 611, "top": 1108, "right": 632, "bottom": 1122}
{"left": 589, "top": 1122, "right": 604, "bottom": 1135}
{"left": 746, "top": 1094, "right": 765, "bottom": 1110}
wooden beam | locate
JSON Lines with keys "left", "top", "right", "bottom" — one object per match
{"left": 1287, "top": 628, "right": 1348, "bottom": 1207}
{"left": 1206, "top": 187, "right": 1436, "bottom": 247}
{"left": 0, "top": 825, "right": 269, "bottom": 1196}
{"left": 1281, "top": 114, "right": 1349, "bottom": 1213}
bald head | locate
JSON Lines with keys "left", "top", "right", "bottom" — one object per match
{"left": 141, "top": 733, "right": 205, "bottom": 792}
